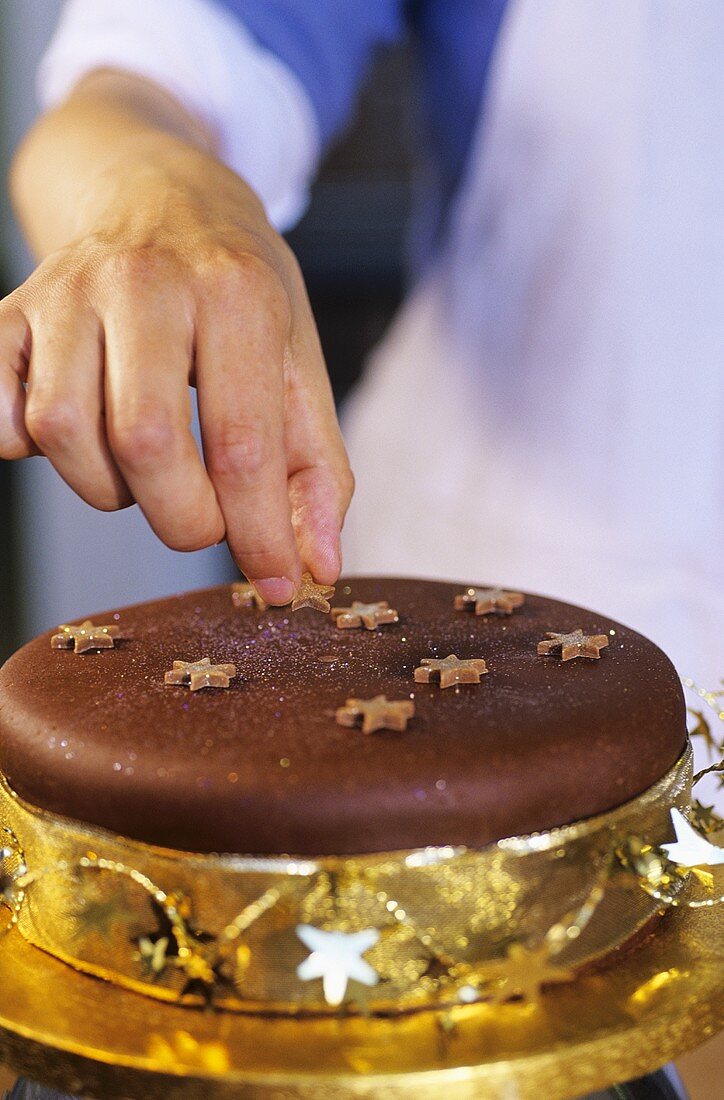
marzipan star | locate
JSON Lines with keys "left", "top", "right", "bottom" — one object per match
{"left": 454, "top": 587, "right": 524, "bottom": 616}
{"left": 231, "top": 581, "right": 268, "bottom": 611}
{"left": 291, "top": 572, "right": 335, "bottom": 613}
{"left": 414, "top": 654, "right": 488, "bottom": 689}
{"left": 164, "top": 657, "right": 237, "bottom": 691}
{"left": 331, "top": 600, "right": 399, "bottom": 631}
{"left": 537, "top": 629, "right": 609, "bottom": 661}
{"left": 51, "top": 619, "right": 122, "bottom": 654}
{"left": 336, "top": 695, "right": 415, "bottom": 734}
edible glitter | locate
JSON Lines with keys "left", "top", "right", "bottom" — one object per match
{"left": 227, "top": 772, "right": 239, "bottom": 783}
{"left": 435, "top": 779, "right": 447, "bottom": 791}
{"left": 113, "top": 762, "right": 122, "bottom": 773}
{"left": 280, "top": 758, "right": 291, "bottom": 768}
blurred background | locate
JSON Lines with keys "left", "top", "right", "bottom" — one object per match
{"left": 0, "top": 0, "right": 414, "bottom": 661}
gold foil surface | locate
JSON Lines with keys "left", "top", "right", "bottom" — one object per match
{"left": 0, "top": 746, "right": 693, "bottom": 1015}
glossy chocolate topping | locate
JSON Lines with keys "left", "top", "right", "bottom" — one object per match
{"left": 0, "top": 578, "right": 686, "bottom": 855}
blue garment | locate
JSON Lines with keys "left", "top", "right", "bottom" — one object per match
{"left": 214, "top": 0, "right": 508, "bottom": 203}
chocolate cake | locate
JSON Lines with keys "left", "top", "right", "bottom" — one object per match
{"left": 0, "top": 578, "right": 686, "bottom": 857}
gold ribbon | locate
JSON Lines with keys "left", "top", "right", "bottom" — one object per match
{"left": 0, "top": 745, "right": 694, "bottom": 1014}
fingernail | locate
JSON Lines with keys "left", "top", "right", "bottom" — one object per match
{"left": 252, "top": 577, "right": 295, "bottom": 605}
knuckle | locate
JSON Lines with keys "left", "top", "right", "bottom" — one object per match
{"left": 207, "top": 424, "right": 268, "bottom": 482}
{"left": 201, "top": 250, "right": 290, "bottom": 323}
{"left": 111, "top": 409, "right": 177, "bottom": 468}
{"left": 106, "top": 245, "right": 168, "bottom": 287}
{"left": 25, "top": 398, "right": 84, "bottom": 449}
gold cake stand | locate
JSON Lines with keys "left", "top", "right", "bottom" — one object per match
{"left": 0, "top": 900, "right": 721, "bottom": 1100}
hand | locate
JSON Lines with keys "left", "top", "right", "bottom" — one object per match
{"left": 1, "top": 79, "right": 353, "bottom": 605}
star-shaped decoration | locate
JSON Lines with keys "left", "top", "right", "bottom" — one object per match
{"left": 414, "top": 654, "right": 488, "bottom": 689}
{"left": 51, "top": 619, "right": 123, "bottom": 654}
{"left": 296, "top": 923, "right": 380, "bottom": 1006}
{"left": 331, "top": 600, "right": 399, "bottom": 631}
{"left": 454, "top": 587, "right": 524, "bottom": 616}
{"left": 478, "top": 942, "right": 574, "bottom": 1005}
{"left": 291, "top": 572, "right": 335, "bottom": 613}
{"left": 691, "top": 799, "right": 724, "bottom": 836}
{"left": 537, "top": 628, "right": 609, "bottom": 661}
{"left": 231, "top": 581, "right": 267, "bottom": 611}
{"left": 336, "top": 695, "right": 415, "bottom": 734}
{"left": 687, "top": 709, "right": 722, "bottom": 760}
{"left": 135, "top": 898, "right": 230, "bottom": 1000}
{"left": 164, "top": 657, "right": 237, "bottom": 691}
{"left": 66, "top": 876, "right": 139, "bottom": 942}
{"left": 660, "top": 808, "right": 724, "bottom": 868}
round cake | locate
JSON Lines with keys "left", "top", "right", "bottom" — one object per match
{"left": 0, "top": 576, "right": 685, "bottom": 856}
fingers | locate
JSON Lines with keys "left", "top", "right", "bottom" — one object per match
{"left": 0, "top": 300, "right": 36, "bottom": 458}
{"left": 23, "top": 306, "right": 132, "bottom": 509}
{"left": 195, "top": 259, "right": 301, "bottom": 603}
{"left": 103, "top": 276, "right": 224, "bottom": 552}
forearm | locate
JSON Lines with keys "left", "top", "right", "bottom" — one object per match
{"left": 10, "top": 70, "right": 263, "bottom": 258}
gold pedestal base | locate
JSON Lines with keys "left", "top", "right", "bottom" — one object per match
{"left": 0, "top": 901, "right": 721, "bottom": 1100}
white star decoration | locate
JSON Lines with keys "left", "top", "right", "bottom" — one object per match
{"left": 661, "top": 808, "right": 724, "bottom": 867}
{"left": 295, "top": 924, "right": 380, "bottom": 1006}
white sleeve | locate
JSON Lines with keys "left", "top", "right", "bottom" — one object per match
{"left": 37, "top": 0, "right": 321, "bottom": 230}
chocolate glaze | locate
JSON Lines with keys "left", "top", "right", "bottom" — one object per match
{"left": 0, "top": 578, "right": 686, "bottom": 856}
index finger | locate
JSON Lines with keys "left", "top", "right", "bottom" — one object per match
{"left": 195, "top": 268, "right": 301, "bottom": 605}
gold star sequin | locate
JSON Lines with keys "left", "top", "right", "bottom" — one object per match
{"left": 537, "top": 629, "right": 609, "bottom": 661}
{"left": 51, "top": 619, "right": 122, "bottom": 654}
{"left": 336, "top": 695, "right": 415, "bottom": 734}
{"left": 687, "top": 709, "right": 722, "bottom": 760}
{"left": 164, "top": 657, "right": 237, "bottom": 691}
{"left": 414, "top": 654, "right": 488, "bottom": 689}
{"left": 454, "top": 587, "right": 524, "bottom": 616}
{"left": 178, "top": 947, "right": 217, "bottom": 987}
{"left": 231, "top": 581, "right": 268, "bottom": 611}
{"left": 331, "top": 600, "right": 399, "bottom": 631}
{"left": 291, "top": 572, "right": 335, "bottom": 613}
{"left": 478, "top": 942, "right": 574, "bottom": 1005}
{"left": 691, "top": 799, "right": 724, "bottom": 836}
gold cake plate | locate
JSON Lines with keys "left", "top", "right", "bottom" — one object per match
{"left": 0, "top": 901, "right": 721, "bottom": 1100}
